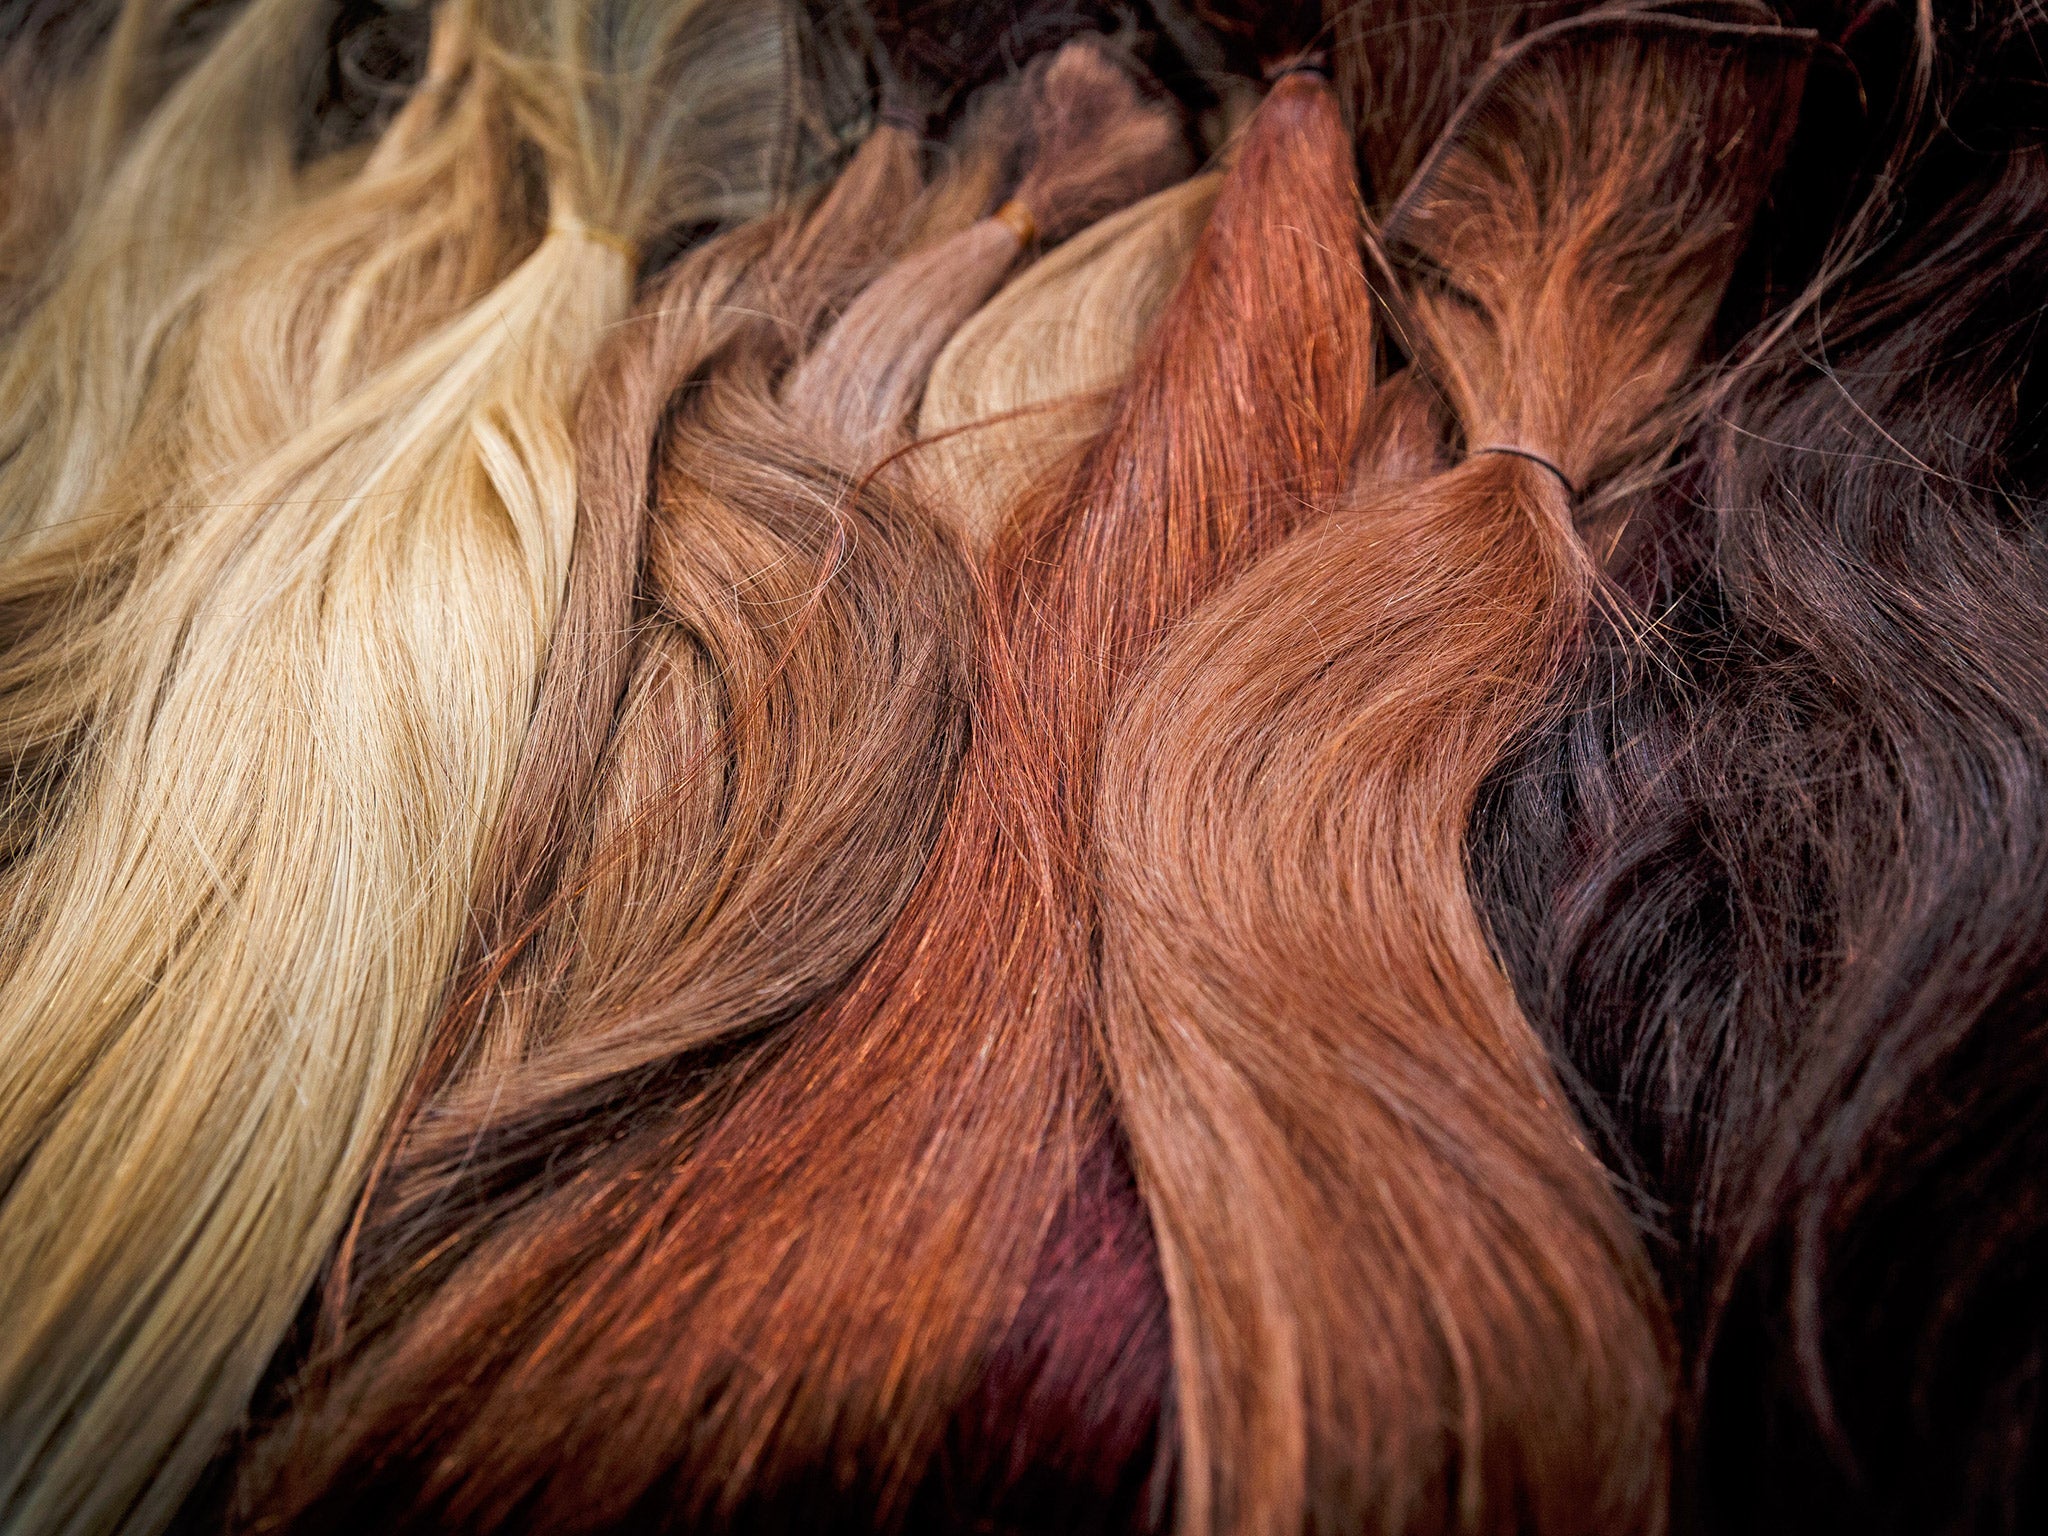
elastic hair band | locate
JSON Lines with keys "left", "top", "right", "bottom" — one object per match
{"left": 876, "top": 103, "right": 926, "bottom": 135}
{"left": 991, "top": 199, "right": 1038, "bottom": 249}
{"left": 1263, "top": 51, "right": 1330, "bottom": 82}
{"left": 1472, "top": 444, "right": 1578, "bottom": 498}
{"left": 548, "top": 218, "right": 638, "bottom": 265}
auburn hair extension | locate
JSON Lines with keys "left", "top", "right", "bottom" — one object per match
{"left": 0, "top": 4, "right": 810, "bottom": 1531}
{"left": 915, "top": 170, "right": 1220, "bottom": 545}
{"left": 1323, "top": 0, "right": 1580, "bottom": 209}
{"left": 1467, "top": 4, "right": 2048, "bottom": 1527}
{"left": 1089, "top": 13, "right": 1811, "bottom": 1533}
{"left": 229, "top": 55, "right": 1341, "bottom": 1535}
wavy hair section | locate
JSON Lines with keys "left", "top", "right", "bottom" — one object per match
{"left": 1091, "top": 14, "right": 1810, "bottom": 1534}
{"left": 244, "top": 52, "right": 1334, "bottom": 1536}
{"left": 234, "top": 39, "right": 1188, "bottom": 1527}
{"left": 1470, "top": 6, "right": 2048, "bottom": 1527}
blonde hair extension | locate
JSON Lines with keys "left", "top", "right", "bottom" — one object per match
{"left": 0, "top": 0, "right": 292, "bottom": 335}
{"left": 0, "top": 0, "right": 519, "bottom": 967}
{"left": 0, "top": 0, "right": 343, "bottom": 551}
{"left": 0, "top": 3, "right": 806, "bottom": 1532}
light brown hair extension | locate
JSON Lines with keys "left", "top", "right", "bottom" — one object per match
{"left": 915, "top": 170, "right": 1221, "bottom": 546}
{"left": 1090, "top": 12, "right": 1813, "bottom": 1533}
{"left": 784, "top": 38, "right": 1190, "bottom": 443}
{"left": 0, "top": 3, "right": 806, "bottom": 1532}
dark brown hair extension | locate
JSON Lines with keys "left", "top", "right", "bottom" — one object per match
{"left": 238, "top": 61, "right": 1358, "bottom": 1535}
{"left": 1089, "top": 12, "right": 1809, "bottom": 1534}
{"left": 1467, "top": 5, "right": 2048, "bottom": 1529}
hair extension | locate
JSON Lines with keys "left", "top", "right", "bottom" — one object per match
{"left": 1468, "top": 4, "right": 2048, "bottom": 1528}
{"left": 784, "top": 38, "right": 1190, "bottom": 445}
{"left": 1088, "top": 13, "right": 1810, "bottom": 1533}
{"left": 915, "top": 170, "right": 1220, "bottom": 545}
{"left": 0, "top": 0, "right": 345, "bottom": 549}
{"left": 0, "top": 5, "right": 807, "bottom": 1532}
{"left": 312, "top": 108, "right": 934, "bottom": 1284}
{"left": 0, "top": 0, "right": 442, "bottom": 884}
{"left": 234, "top": 48, "right": 1354, "bottom": 1536}
{"left": 0, "top": 4, "right": 117, "bottom": 337}
{"left": 0, "top": 0, "right": 524, "bottom": 908}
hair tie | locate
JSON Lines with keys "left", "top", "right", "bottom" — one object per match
{"left": 1263, "top": 51, "right": 1330, "bottom": 83}
{"left": 547, "top": 217, "right": 638, "bottom": 266}
{"left": 1471, "top": 444, "right": 1578, "bottom": 498}
{"left": 990, "top": 199, "right": 1038, "bottom": 250}
{"left": 876, "top": 103, "right": 926, "bottom": 136}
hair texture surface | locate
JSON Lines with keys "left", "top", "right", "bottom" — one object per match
{"left": 231, "top": 59, "right": 1336, "bottom": 1536}
{"left": 1089, "top": 13, "right": 1811, "bottom": 1534}
{"left": 232, "top": 36, "right": 1189, "bottom": 1527}
{"left": 784, "top": 38, "right": 1190, "bottom": 446}
{"left": 1467, "top": 4, "right": 2048, "bottom": 1528}
{"left": 0, "top": 4, "right": 804, "bottom": 1532}
{"left": 15, "top": 4, "right": 2038, "bottom": 1535}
